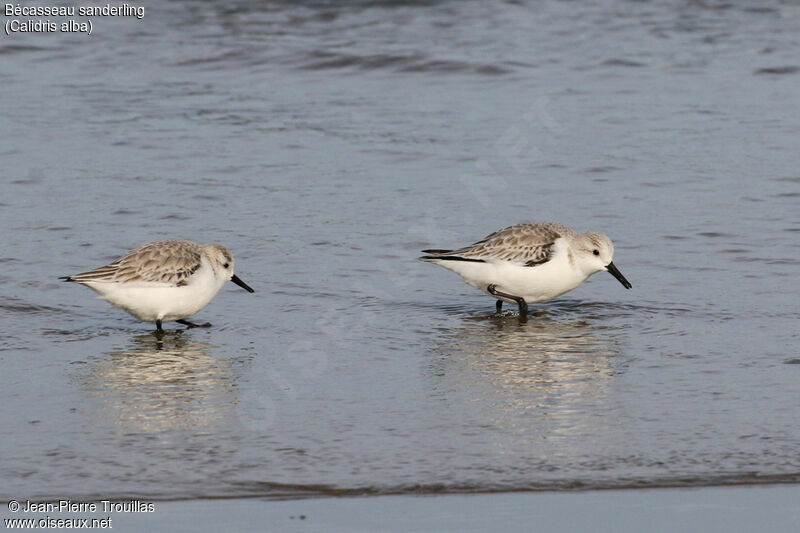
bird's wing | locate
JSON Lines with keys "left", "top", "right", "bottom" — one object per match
{"left": 424, "top": 223, "right": 572, "bottom": 266}
{"left": 64, "top": 241, "right": 203, "bottom": 286}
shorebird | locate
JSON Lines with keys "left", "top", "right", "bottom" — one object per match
{"left": 61, "top": 240, "right": 254, "bottom": 332}
{"left": 420, "top": 222, "right": 631, "bottom": 317}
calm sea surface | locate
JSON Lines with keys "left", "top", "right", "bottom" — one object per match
{"left": 1, "top": 0, "right": 799, "bottom": 500}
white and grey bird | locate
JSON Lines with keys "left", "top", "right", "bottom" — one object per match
{"left": 420, "top": 222, "right": 631, "bottom": 317}
{"left": 61, "top": 240, "right": 254, "bottom": 332}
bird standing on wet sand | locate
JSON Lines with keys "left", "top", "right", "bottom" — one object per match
{"left": 420, "top": 222, "right": 632, "bottom": 318}
{"left": 61, "top": 240, "right": 255, "bottom": 332}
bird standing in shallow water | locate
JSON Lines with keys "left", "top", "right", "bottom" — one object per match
{"left": 61, "top": 240, "right": 255, "bottom": 332}
{"left": 420, "top": 222, "right": 631, "bottom": 318}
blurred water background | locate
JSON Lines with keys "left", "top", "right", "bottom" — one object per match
{"left": 1, "top": 0, "right": 799, "bottom": 500}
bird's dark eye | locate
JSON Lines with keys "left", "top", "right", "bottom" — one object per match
{"left": 223, "top": 262, "right": 230, "bottom": 268}
{"left": 592, "top": 249, "right": 599, "bottom": 256}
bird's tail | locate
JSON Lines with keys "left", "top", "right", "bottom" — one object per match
{"left": 419, "top": 250, "right": 485, "bottom": 263}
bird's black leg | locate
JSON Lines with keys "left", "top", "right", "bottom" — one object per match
{"left": 487, "top": 284, "right": 528, "bottom": 318}
{"left": 156, "top": 319, "right": 163, "bottom": 332}
{"left": 176, "top": 319, "right": 212, "bottom": 328}
{"left": 495, "top": 299, "right": 503, "bottom": 314}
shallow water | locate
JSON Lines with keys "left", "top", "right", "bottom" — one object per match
{"left": 1, "top": 0, "right": 800, "bottom": 500}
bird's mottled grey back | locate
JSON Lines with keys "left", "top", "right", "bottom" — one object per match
{"left": 66, "top": 240, "right": 203, "bottom": 286}
{"left": 423, "top": 222, "right": 574, "bottom": 266}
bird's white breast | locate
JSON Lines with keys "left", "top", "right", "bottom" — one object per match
{"left": 435, "top": 238, "right": 591, "bottom": 303}
{"left": 82, "top": 257, "right": 225, "bottom": 321}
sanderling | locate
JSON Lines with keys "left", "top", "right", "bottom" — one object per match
{"left": 420, "top": 222, "right": 631, "bottom": 317}
{"left": 61, "top": 240, "right": 254, "bottom": 332}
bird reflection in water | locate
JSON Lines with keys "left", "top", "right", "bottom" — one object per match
{"left": 428, "top": 312, "right": 626, "bottom": 443}
{"left": 85, "top": 333, "right": 235, "bottom": 432}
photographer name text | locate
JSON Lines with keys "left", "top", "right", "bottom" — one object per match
{"left": 9, "top": 500, "right": 154, "bottom": 513}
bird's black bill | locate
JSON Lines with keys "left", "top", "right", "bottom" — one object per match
{"left": 606, "top": 262, "right": 632, "bottom": 289}
{"left": 231, "top": 274, "right": 255, "bottom": 293}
